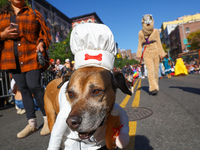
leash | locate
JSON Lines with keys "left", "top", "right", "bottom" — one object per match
{"left": 139, "top": 45, "right": 147, "bottom": 65}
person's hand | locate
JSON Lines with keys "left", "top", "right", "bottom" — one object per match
{"left": 136, "top": 57, "right": 140, "bottom": 62}
{"left": 36, "top": 42, "right": 44, "bottom": 52}
{"left": 160, "top": 55, "right": 163, "bottom": 61}
{"left": 0, "top": 26, "right": 19, "bottom": 40}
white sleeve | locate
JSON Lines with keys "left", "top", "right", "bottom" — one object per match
{"left": 48, "top": 105, "right": 71, "bottom": 150}
{"left": 48, "top": 81, "right": 71, "bottom": 150}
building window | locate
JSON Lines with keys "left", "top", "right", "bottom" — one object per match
{"left": 58, "top": 20, "right": 61, "bottom": 26}
{"left": 44, "top": 12, "right": 48, "bottom": 22}
{"left": 81, "top": 20, "right": 85, "bottom": 24}
{"left": 87, "top": 19, "right": 92, "bottom": 23}
{"left": 64, "top": 24, "right": 67, "bottom": 30}
{"left": 73, "top": 22, "right": 78, "bottom": 28}
{"left": 35, "top": 6, "right": 40, "bottom": 12}
{"left": 186, "top": 27, "right": 190, "bottom": 33}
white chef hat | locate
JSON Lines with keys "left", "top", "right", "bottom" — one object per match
{"left": 70, "top": 23, "right": 117, "bottom": 71}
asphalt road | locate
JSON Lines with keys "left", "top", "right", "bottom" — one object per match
{"left": 0, "top": 74, "right": 200, "bottom": 150}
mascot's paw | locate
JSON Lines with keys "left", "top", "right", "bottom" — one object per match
{"left": 116, "top": 132, "right": 130, "bottom": 149}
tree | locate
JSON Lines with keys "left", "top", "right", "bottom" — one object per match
{"left": 0, "top": 0, "right": 7, "bottom": 9}
{"left": 114, "top": 57, "right": 138, "bottom": 69}
{"left": 187, "top": 29, "right": 200, "bottom": 50}
{"left": 162, "top": 43, "right": 168, "bottom": 53}
{"left": 49, "top": 30, "right": 74, "bottom": 64}
{"left": 0, "top": 0, "right": 30, "bottom": 9}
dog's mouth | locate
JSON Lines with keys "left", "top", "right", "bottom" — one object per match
{"left": 78, "top": 130, "right": 96, "bottom": 139}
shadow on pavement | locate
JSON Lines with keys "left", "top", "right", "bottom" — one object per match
{"left": 169, "top": 86, "right": 200, "bottom": 95}
{"left": 124, "top": 135, "right": 153, "bottom": 150}
{"left": 138, "top": 86, "right": 150, "bottom": 94}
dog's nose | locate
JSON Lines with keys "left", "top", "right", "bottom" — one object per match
{"left": 66, "top": 116, "right": 82, "bottom": 130}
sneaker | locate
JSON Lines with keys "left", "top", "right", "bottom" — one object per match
{"left": 17, "top": 124, "right": 38, "bottom": 138}
{"left": 19, "top": 109, "right": 26, "bottom": 115}
{"left": 17, "top": 109, "right": 22, "bottom": 114}
{"left": 40, "top": 120, "right": 50, "bottom": 136}
{"left": 151, "top": 90, "right": 158, "bottom": 95}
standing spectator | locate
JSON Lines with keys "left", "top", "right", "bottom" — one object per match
{"left": 159, "top": 58, "right": 164, "bottom": 79}
{"left": 121, "top": 65, "right": 127, "bottom": 76}
{"left": 11, "top": 79, "right": 26, "bottom": 115}
{"left": 0, "top": 1, "right": 51, "bottom": 138}
{"left": 55, "top": 59, "right": 64, "bottom": 72}
{"left": 47, "top": 59, "right": 56, "bottom": 78}
{"left": 137, "top": 64, "right": 142, "bottom": 78}
{"left": 126, "top": 63, "right": 133, "bottom": 75}
{"left": 140, "top": 61, "right": 145, "bottom": 78}
{"left": 62, "top": 58, "right": 71, "bottom": 75}
{"left": 163, "top": 55, "right": 172, "bottom": 78}
{"left": 144, "top": 63, "right": 148, "bottom": 78}
{"left": 194, "top": 58, "right": 200, "bottom": 73}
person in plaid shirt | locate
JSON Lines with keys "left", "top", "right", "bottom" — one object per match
{"left": 0, "top": 0, "right": 51, "bottom": 138}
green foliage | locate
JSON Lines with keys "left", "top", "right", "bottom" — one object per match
{"left": 0, "top": 0, "right": 30, "bottom": 9}
{"left": 187, "top": 29, "right": 200, "bottom": 50}
{"left": 49, "top": 30, "right": 73, "bottom": 64}
{"left": 114, "top": 57, "right": 139, "bottom": 69}
{"left": 25, "top": 0, "right": 31, "bottom": 8}
{"left": 162, "top": 43, "right": 168, "bottom": 52}
{"left": 0, "top": 0, "right": 8, "bottom": 9}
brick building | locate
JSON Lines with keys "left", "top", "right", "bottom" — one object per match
{"left": 169, "top": 21, "right": 200, "bottom": 60}
{"left": 71, "top": 12, "right": 103, "bottom": 28}
{"left": 29, "top": 0, "right": 72, "bottom": 43}
{"left": 118, "top": 49, "right": 132, "bottom": 60}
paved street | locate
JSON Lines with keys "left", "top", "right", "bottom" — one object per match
{"left": 0, "top": 74, "right": 200, "bottom": 150}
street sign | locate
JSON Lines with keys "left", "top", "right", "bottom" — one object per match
{"left": 117, "top": 53, "right": 122, "bottom": 58}
{"left": 183, "top": 39, "right": 188, "bottom": 45}
{"left": 186, "top": 45, "right": 191, "bottom": 47}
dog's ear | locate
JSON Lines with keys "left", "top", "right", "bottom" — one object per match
{"left": 57, "top": 72, "right": 73, "bottom": 89}
{"left": 113, "top": 71, "right": 132, "bottom": 96}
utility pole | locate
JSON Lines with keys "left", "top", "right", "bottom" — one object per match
{"left": 31, "top": 0, "right": 34, "bottom": 9}
{"left": 181, "top": 23, "right": 188, "bottom": 53}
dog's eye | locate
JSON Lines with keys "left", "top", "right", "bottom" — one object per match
{"left": 92, "top": 89, "right": 102, "bottom": 96}
{"left": 68, "top": 91, "right": 74, "bottom": 98}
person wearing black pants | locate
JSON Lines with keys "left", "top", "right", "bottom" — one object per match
{"left": 11, "top": 68, "right": 50, "bottom": 138}
{"left": 12, "top": 69, "right": 46, "bottom": 119}
{"left": 0, "top": 0, "right": 51, "bottom": 138}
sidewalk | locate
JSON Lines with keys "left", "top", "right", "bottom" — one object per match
{"left": 0, "top": 106, "right": 50, "bottom": 150}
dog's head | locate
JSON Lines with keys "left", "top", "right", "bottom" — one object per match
{"left": 126, "top": 74, "right": 133, "bottom": 83}
{"left": 142, "top": 14, "right": 154, "bottom": 36}
{"left": 65, "top": 67, "right": 131, "bottom": 139}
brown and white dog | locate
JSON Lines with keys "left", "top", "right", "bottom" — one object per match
{"left": 44, "top": 66, "right": 131, "bottom": 149}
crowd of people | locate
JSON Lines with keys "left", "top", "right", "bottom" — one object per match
{"left": 116, "top": 57, "right": 200, "bottom": 81}
{"left": 47, "top": 58, "right": 75, "bottom": 79}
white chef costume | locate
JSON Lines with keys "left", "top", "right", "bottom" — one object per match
{"left": 48, "top": 23, "right": 129, "bottom": 150}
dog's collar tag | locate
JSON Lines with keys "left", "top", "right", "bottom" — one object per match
{"left": 84, "top": 53, "right": 102, "bottom": 61}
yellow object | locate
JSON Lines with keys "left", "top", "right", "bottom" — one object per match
{"left": 175, "top": 58, "right": 188, "bottom": 76}
{"left": 106, "top": 113, "right": 122, "bottom": 149}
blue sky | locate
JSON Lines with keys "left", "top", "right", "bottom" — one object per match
{"left": 47, "top": 0, "right": 199, "bottom": 53}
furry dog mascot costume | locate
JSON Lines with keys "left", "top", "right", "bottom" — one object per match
{"left": 136, "top": 14, "right": 166, "bottom": 95}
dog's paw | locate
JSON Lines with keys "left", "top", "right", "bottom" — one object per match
{"left": 131, "top": 86, "right": 134, "bottom": 93}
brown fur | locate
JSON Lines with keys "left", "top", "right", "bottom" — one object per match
{"left": 44, "top": 67, "right": 131, "bottom": 133}
{"left": 137, "top": 15, "right": 166, "bottom": 92}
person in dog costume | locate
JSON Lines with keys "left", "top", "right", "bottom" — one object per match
{"left": 136, "top": 14, "right": 166, "bottom": 95}
{"left": 48, "top": 23, "right": 130, "bottom": 150}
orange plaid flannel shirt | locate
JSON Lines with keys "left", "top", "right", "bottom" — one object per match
{"left": 0, "top": 6, "right": 51, "bottom": 72}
